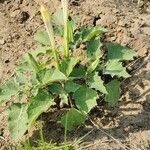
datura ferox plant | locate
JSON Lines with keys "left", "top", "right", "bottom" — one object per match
{"left": 0, "top": 0, "right": 136, "bottom": 141}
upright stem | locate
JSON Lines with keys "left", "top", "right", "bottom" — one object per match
{"left": 61, "top": 0, "right": 69, "bottom": 57}
{"left": 40, "top": 5, "right": 59, "bottom": 69}
{"left": 64, "top": 112, "right": 68, "bottom": 149}
{"left": 45, "top": 23, "right": 59, "bottom": 69}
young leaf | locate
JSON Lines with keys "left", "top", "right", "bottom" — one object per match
{"left": 88, "top": 72, "right": 107, "bottom": 94}
{"left": 36, "top": 69, "right": 46, "bottom": 83}
{"left": 28, "top": 90, "right": 54, "bottom": 128}
{"left": 87, "top": 58, "right": 99, "bottom": 74}
{"left": 42, "top": 69, "right": 67, "bottom": 85}
{"left": 48, "top": 83, "right": 68, "bottom": 104}
{"left": 61, "top": 108, "right": 87, "bottom": 131}
{"left": 70, "top": 67, "right": 86, "bottom": 79}
{"left": 0, "top": 79, "right": 19, "bottom": 104}
{"left": 34, "top": 31, "right": 50, "bottom": 45}
{"left": 48, "top": 83, "right": 64, "bottom": 95}
{"left": 64, "top": 81, "right": 81, "bottom": 93}
{"left": 60, "top": 57, "right": 79, "bottom": 77}
{"left": 73, "top": 86, "right": 98, "bottom": 113}
{"left": 28, "top": 53, "right": 40, "bottom": 72}
{"left": 104, "top": 60, "right": 131, "bottom": 78}
{"left": 82, "top": 26, "right": 107, "bottom": 42}
{"left": 8, "top": 104, "right": 28, "bottom": 141}
{"left": 107, "top": 43, "right": 136, "bottom": 61}
{"left": 49, "top": 69, "right": 67, "bottom": 82}
{"left": 87, "top": 37, "right": 102, "bottom": 57}
{"left": 105, "top": 80, "right": 120, "bottom": 106}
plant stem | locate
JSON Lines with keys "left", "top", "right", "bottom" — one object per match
{"left": 40, "top": 5, "right": 59, "bottom": 69}
{"left": 64, "top": 112, "right": 68, "bottom": 150}
{"left": 61, "top": 0, "right": 69, "bottom": 57}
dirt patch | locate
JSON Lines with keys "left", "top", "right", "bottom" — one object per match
{"left": 0, "top": 0, "right": 150, "bottom": 149}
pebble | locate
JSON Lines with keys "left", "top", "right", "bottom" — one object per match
{"left": 10, "top": 9, "right": 20, "bottom": 18}
{"left": 141, "top": 27, "right": 150, "bottom": 36}
{"left": 141, "top": 20, "right": 150, "bottom": 27}
{"left": 0, "top": 39, "right": 5, "bottom": 45}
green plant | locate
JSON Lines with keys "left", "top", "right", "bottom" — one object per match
{"left": 0, "top": 1, "right": 136, "bottom": 142}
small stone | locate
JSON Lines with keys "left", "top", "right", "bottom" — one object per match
{"left": 0, "top": 39, "right": 5, "bottom": 45}
{"left": 10, "top": 10, "right": 20, "bottom": 18}
{"left": 118, "top": 20, "right": 125, "bottom": 26}
{"left": 141, "top": 20, "right": 150, "bottom": 27}
{"left": 141, "top": 27, "right": 150, "bottom": 36}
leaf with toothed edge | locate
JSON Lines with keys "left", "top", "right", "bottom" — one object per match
{"left": 27, "top": 90, "right": 54, "bottom": 128}
{"left": 61, "top": 108, "right": 87, "bottom": 131}
{"left": 73, "top": 86, "right": 98, "bottom": 113}
{"left": 107, "top": 43, "right": 136, "bottom": 61}
{"left": 34, "top": 31, "right": 50, "bottom": 45}
{"left": 104, "top": 60, "right": 131, "bottom": 78}
{"left": 105, "top": 80, "right": 120, "bottom": 106}
{"left": 88, "top": 72, "right": 107, "bottom": 94}
{"left": 8, "top": 103, "right": 28, "bottom": 141}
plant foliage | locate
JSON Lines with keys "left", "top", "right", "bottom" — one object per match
{"left": 0, "top": 1, "right": 136, "bottom": 141}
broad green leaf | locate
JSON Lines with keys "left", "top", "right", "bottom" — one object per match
{"left": 87, "top": 58, "right": 99, "bottom": 74}
{"left": 53, "top": 26, "right": 64, "bottom": 36}
{"left": 42, "top": 69, "right": 67, "bottom": 85}
{"left": 31, "top": 71, "right": 39, "bottom": 86}
{"left": 61, "top": 108, "right": 87, "bottom": 131}
{"left": 104, "top": 60, "right": 130, "bottom": 78}
{"left": 107, "top": 43, "right": 136, "bottom": 61}
{"left": 70, "top": 67, "right": 86, "bottom": 79}
{"left": 87, "top": 37, "right": 102, "bottom": 57}
{"left": 82, "top": 26, "right": 107, "bottom": 42}
{"left": 8, "top": 104, "right": 28, "bottom": 141}
{"left": 64, "top": 81, "right": 81, "bottom": 93}
{"left": 60, "top": 57, "right": 79, "bottom": 77}
{"left": 16, "top": 72, "right": 28, "bottom": 85}
{"left": 48, "top": 83, "right": 68, "bottom": 104}
{"left": 48, "top": 83, "right": 64, "bottom": 95}
{"left": 28, "top": 90, "right": 54, "bottom": 128}
{"left": 34, "top": 31, "right": 50, "bottom": 45}
{"left": 16, "top": 56, "right": 39, "bottom": 86}
{"left": 16, "top": 59, "right": 32, "bottom": 73}
{"left": 31, "top": 46, "right": 50, "bottom": 58}
{"left": 48, "top": 69, "right": 67, "bottom": 82}
{"left": 52, "top": 8, "right": 64, "bottom": 36}
{"left": 88, "top": 72, "right": 107, "bottom": 94}
{"left": 36, "top": 69, "right": 46, "bottom": 83}
{"left": 31, "top": 88, "right": 39, "bottom": 97}
{"left": 0, "top": 79, "right": 19, "bottom": 104}
{"left": 105, "top": 80, "right": 120, "bottom": 106}
{"left": 52, "top": 8, "right": 64, "bottom": 26}
{"left": 73, "top": 31, "right": 82, "bottom": 47}
{"left": 16, "top": 69, "right": 39, "bottom": 97}
{"left": 16, "top": 59, "right": 39, "bottom": 86}
{"left": 73, "top": 86, "right": 98, "bottom": 113}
